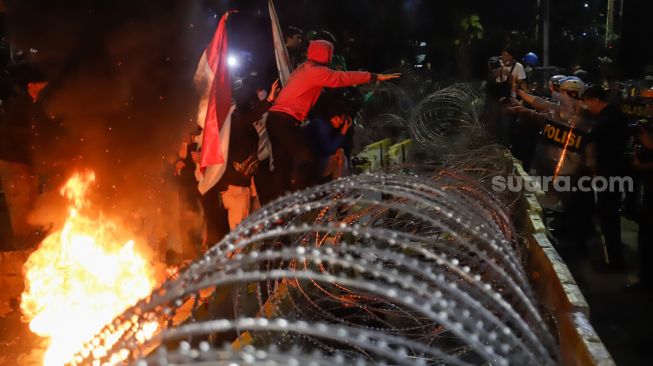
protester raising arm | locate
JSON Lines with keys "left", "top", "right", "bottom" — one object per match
{"left": 312, "top": 67, "right": 400, "bottom": 88}
{"left": 261, "top": 39, "right": 401, "bottom": 202}
{"left": 237, "top": 79, "right": 281, "bottom": 125}
{"left": 517, "top": 89, "right": 559, "bottom": 114}
{"left": 269, "top": 40, "right": 400, "bottom": 122}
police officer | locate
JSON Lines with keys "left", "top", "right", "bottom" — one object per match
{"left": 522, "top": 52, "right": 540, "bottom": 81}
{"left": 583, "top": 85, "right": 632, "bottom": 269}
{"left": 631, "top": 122, "right": 653, "bottom": 287}
{"left": 509, "top": 78, "right": 595, "bottom": 255}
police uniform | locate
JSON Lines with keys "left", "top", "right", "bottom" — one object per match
{"left": 518, "top": 103, "right": 595, "bottom": 253}
{"left": 530, "top": 111, "right": 594, "bottom": 211}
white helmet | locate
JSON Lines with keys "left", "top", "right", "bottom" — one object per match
{"left": 559, "top": 76, "right": 586, "bottom": 98}
{"left": 549, "top": 74, "right": 567, "bottom": 88}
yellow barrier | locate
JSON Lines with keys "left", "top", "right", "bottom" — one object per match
{"left": 387, "top": 139, "right": 413, "bottom": 166}
{"left": 358, "top": 138, "right": 392, "bottom": 171}
{"left": 356, "top": 138, "right": 414, "bottom": 173}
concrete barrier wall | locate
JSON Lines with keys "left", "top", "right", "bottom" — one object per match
{"left": 513, "top": 159, "right": 615, "bottom": 366}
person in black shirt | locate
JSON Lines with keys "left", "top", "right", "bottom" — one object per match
{"left": 583, "top": 85, "right": 632, "bottom": 269}
{"left": 218, "top": 79, "right": 279, "bottom": 229}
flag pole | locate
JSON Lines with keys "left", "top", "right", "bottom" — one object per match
{"left": 269, "top": 0, "right": 293, "bottom": 86}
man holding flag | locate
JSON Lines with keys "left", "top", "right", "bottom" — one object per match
{"left": 191, "top": 10, "right": 236, "bottom": 247}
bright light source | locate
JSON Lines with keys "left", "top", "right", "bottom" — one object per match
{"left": 419, "top": 41, "right": 427, "bottom": 47}
{"left": 584, "top": 3, "right": 589, "bottom": 8}
{"left": 227, "top": 55, "right": 239, "bottom": 68}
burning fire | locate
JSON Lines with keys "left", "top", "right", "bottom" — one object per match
{"left": 20, "top": 171, "right": 157, "bottom": 366}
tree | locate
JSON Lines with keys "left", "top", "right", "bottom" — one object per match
{"left": 454, "top": 14, "right": 483, "bottom": 80}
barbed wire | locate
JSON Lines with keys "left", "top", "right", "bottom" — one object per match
{"left": 69, "top": 171, "right": 558, "bottom": 366}
{"left": 407, "top": 84, "right": 490, "bottom": 159}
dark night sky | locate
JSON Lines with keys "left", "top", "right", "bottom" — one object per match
{"left": 3, "top": 0, "right": 651, "bottom": 82}
{"left": 210, "top": 0, "right": 652, "bottom": 80}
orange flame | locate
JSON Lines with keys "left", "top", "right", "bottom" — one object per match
{"left": 20, "top": 171, "right": 157, "bottom": 366}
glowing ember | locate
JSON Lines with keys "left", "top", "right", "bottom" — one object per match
{"left": 20, "top": 171, "right": 157, "bottom": 366}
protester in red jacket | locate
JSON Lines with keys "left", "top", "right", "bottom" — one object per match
{"left": 270, "top": 40, "right": 391, "bottom": 121}
{"left": 255, "top": 40, "right": 400, "bottom": 204}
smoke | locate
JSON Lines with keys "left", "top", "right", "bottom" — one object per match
{"left": 4, "top": 1, "right": 221, "bottom": 246}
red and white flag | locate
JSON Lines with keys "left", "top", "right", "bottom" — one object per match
{"left": 194, "top": 11, "right": 236, "bottom": 194}
{"left": 269, "top": 0, "right": 293, "bottom": 86}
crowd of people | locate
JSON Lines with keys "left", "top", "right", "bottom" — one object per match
{"left": 485, "top": 47, "right": 653, "bottom": 289}
{"left": 169, "top": 27, "right": 399, "bottom": 260}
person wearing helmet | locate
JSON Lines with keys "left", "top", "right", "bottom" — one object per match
{"left": 549, "top": 74, "right": 566, "bottom": 97}
{"left": 559, "top": 76, "right": 586, "bottom": 98}
{"left": 509, "top": 80, "right": 596, "bottom": 256}
{"left": 583, "top": 85, "right": 632, "bottom": 270}
{"left": 515, "top": 75, "right": 584, "bottom": 122}
{"left": 510, "top": 76, "right": 593, "bottom": 196}
{"left": 555, "top": 76, "right": 587, "bottom": 121}
{"left": 523, "top": 52, "right": 540, "bottom": 68}
{"left": 522, "top": 52, "right": 539, "bottom": 83}
{"left": 517, "top": 82, "right": 559, "bottom": 115}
